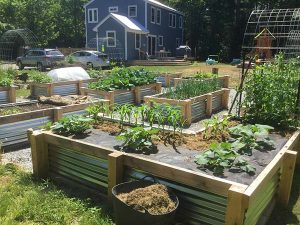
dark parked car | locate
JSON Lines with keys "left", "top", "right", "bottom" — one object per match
{"left": 16, "top": 49, "right": 65, "bottom": 71}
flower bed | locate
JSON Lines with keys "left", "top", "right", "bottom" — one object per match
{"left": 145, "top": 88, "right": 230, "bottom": 125}
{"left": 28, "top": 128, "right": 299, "bottom": 225}
{"left": 155, "top": 72, "right": 183, "bottom": 87}
{"left": 30, "top": 79, "right": 97, "bottom": 97}
{"left": 0, "top": 100, "right": 108, "bottom": 149}
{"left": 81, "top": 83, "right": 162, "bottom": 106}
{"left": 0, "top": 86, "right": 16, "bottom": 105}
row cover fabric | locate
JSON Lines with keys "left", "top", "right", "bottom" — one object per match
{"left": 47, "top": 67, "right": 90, "bottom": 82}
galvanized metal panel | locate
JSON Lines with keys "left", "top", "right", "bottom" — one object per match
{"left": 191, "top": 100, "right": 207, "bottom": 122}
{"left": 114, "top": 92, "right": 135, "bottom": 105}
{"left": 244, "top": 170, "right": 280, "bottom": 225}
{"left": 140, "top": 88, "right": 156, "bottom": 100}
{"left": 0, "top": 116, "right": 51, "bottom": 147}
{"left": 33, "top": 86, "right": 48, "bottom": 97}
{"left": 156, "top": 76, "right": 167, "bottom": 87}
{"left": 0, "top": 90, "right": 8, "bottom": 105}
{"left": 212, "top": 95, "right": 222, "bottom": 112}
{"left": 48, "top": 144, "right": 108, "bottom": 195}
{"left": 53, "top": 84, "right": 78, "bottom": 96}
{"left": 125, "top": 169, "right": 227, "bottom": 225}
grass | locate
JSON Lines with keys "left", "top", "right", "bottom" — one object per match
{"left": 131, "top": 62, "right": 242, "bottom": 88}
{"left": 0, "top": 163, "right": 112, "bottom": 225}
{"left": 16, "top": 88, "right": 30, "bottom": 98}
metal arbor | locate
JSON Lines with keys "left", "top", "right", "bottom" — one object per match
{"left": 0, "top": 28, "right": 39, "bottom": 61}
{"left": 242, "top": 8, "right": 300, "bottom": 58}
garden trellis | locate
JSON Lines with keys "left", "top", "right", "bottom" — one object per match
{"left": 230, "top": 8, "right": 300, "bottom": 116}
{"left": 0, "top": 29, "right": 39, "bottom": 62}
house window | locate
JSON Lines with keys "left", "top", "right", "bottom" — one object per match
{"left": 176, "top": 38, "right": 181, "bottom": 47}
{"left": 158, "top": 36, "right": 163, "bottom": 46}
{"left": 88, "top": 8, "right": 98, "bottom": 23}
{"left": 135, "top": 33, "right": 141, "bottom": 49}
{"left": 151, "top": 7, "right": 156, "bottom": 23}
{"left": 156, "top": 9, "right": 161, "bottom": 25}
{"left": 179, "top": 16, "right": 183, "bottom": 28}
{"left": 128, "top": 5, "right": 137, "bottom": 17}
{"left": 109, "top": 6, "right": 118, "bottom": 13}
{"left": 107, "top": 31, "right": 116, "bottom": 47}
{"left": 169, "top": 13, "right": 176, "bottom": 28}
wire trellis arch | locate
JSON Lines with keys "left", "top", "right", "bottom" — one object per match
{"left": 0, "top": 28, "right": 39, "bottom": 62}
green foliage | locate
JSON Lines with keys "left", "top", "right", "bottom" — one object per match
{"left": 203, "top": 116, "right": 229, "bottom": 139}
{"left": 195, "top": 142, "right": 256, "bottom": 174}
{"left": 26, "top": 70, "right": 52, "bottom": 83}
{"left": 65, "top": 55, "right": 75, "bottom": 64}
{"left": 163, "top": 78, "right": 221, "bottom": 100}
{"left": 243, "top": 54, "right": 299, "bottom": 128}
{"left": 0, "top": 164, "right": 112, "bottom": 225}
{"left": 88, "top": 68, "right": 156, "bottom": 91}
{"left": 52, "top": 115, "right": 93, "bottom": 135}
{"left": 86, "top": 102, "right": 107, "bottom": 121}
{"left": 0, "top": 68, "right": 15, "bottom": 87}
{"left": 0, "top": 107, "right": 21, "bottom": 116}
{"left": 117, "top": 126, "right": 159, "bottom": 153}
{"left": 194, "top": 71, "right": 218, "bottom": 79}
{"left": 87, "top": 69, "right": 106, "bottom": 79}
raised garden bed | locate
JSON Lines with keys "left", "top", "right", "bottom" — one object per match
{"left": 156, "top": 72, "right": 183, "bottom": 87}
{"left": 0, "top": 100, "right": 108, "bottom": 149}
{"left": 81, "top": 83, "right": 162, "bottom": 106}
{"left": 0, "top": 86, "right": 16, "bottom": 105}
{"left": 174, "top": 75, "right": 230, "bottom": 89}
{"left": 145, "top": 88, "right": 230, "bottom": 125}
{"left": 28, "top": 126, "right": 299, "bottom": 225}
{"left": 30, "top": 79, "right": 97, "bottom": 97}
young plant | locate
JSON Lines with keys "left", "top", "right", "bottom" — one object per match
{"left": 117, "top": 126, "right": 159, "bottom": 153}
{"left": 167, "top": 106, "right": 182, "bottom": 135}
{"left": 86, "top": 103, "right": 105, "bottom": 122}
{"left": 203, "top": 116, "right": 229, "bottom": 140}
{"left": 138, "top": 104, "right": 149, "bottom": 126}
{"left": 51, "top": 115, "right": 93, "bottom": 135}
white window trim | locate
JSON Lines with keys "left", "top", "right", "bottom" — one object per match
{"left": 106, "top": 31, "right": 116, "bottom": 47}
{"left": 150, "top": 6, "right": 156, "bottom": 24}
{"left": 135, "top": 33, "right": 141, "bottom": 50}
{"left": 158, "top": 36, "right": 163, "bottom": 46}
{"left": 109, "top": 6, "right": 118, "bottom": 13}
{"left": 169, "top": 13, "right": 176, "bottom": 28}
{"left": 179, "top": 16, "right": 183, "bottom": 28}
{"left": 128, "top": 5, "right": 137, "bottom": 18}
{"left": 156, "top": 9, "right": 161, "bottom": 25}
{"left": 88, "top": 8, "right": 98, "bottom": 23}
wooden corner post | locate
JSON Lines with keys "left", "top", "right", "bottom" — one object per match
{"left": 78, "top": 80, "right": 83, "bottom": 95}
{"left": 53, "top": 107, "right": 63, "bottom": 122}
{"left": 108, "top": 152, "right": 124, "bottom": 202}
{"left": 225, "top": 184, "right": 249, "bottom": 225}
{"left": 222, "top": 89, "right": 231, "bottom": 109}
{"left": 8, "top": 86, "right": 16, "bottom": 103}
{"left": 27, "top": 129, "right": 49, "bottom": 179}
{"left": 223, "top": 75, "right": 230, "bottom": 88}
{"left": 156, "top": 82, "right": 162, "bottom": 94}
{"left": 278, "top": 150, "right": 297, "bottom": 207}
{"left": 134, "top": 87, "right": 141, "bottom": 105}
{"left": 206, "top": 94, "right": 213, "bottom": 116}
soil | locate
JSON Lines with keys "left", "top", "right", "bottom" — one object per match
{"left": 69, "top": 121, "right": 291, "bottom": 185}
{"left": 117, "top": 184, "right": 176, "bottom": 215}
{"left": 0, "top": 103, "right": 55, "bottom": 116}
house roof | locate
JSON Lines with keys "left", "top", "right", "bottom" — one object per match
{"left": 146, "top": 0, "right": 182, "bottom": 14}
{"left": 93, "top": 13, "right": 149, "bottom": 34}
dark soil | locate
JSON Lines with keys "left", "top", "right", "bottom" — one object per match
{"left": 117, "top": 184, "right": 176, "bottom": 215}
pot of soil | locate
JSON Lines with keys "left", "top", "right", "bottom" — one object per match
{"left": 112, "top": 180, "right": 179, "bottom": 225}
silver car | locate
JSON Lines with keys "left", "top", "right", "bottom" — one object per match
{"left": 69, "top": 51, "right": 110, "bottom": 69}
{"left": 16, "top": 49, "right": 65, "bottom": 71}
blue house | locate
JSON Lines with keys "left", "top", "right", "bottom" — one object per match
{"left": 84, "top": 0, "right": 183, "bottom": 61}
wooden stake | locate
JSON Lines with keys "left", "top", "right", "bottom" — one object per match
{"left": 108, "top": 152, "right": 124, "bottom": 202}
{"left": 206, "top": 94, "right": 213, "bottom": 116}
{"left": 53, "top": 107, "right": 63, "bottom": 122}
{"left": 278, "top": 150, "right": 297, "bottom": 207}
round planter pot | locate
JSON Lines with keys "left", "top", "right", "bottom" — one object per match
{"left": 112, "top": 180, "right": 179, "bottom": 225}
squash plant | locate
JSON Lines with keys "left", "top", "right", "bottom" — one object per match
{"left": 52, "top": 115, "right": 93, "bottom": 135}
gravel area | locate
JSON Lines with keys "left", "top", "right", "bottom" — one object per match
{"left": 1, "top": 147, "right": 33, "bottom": 172}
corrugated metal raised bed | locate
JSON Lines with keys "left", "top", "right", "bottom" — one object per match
{"left": 28, "top": 130, "right": 300, "bottom": 225}
{"left": 0, "top": 101, "right": 108, "bottom": 149}
{"left": 30, "top": 79, "right": 97, "bottom": 97}
{"left": 0, "top": 86, "right": 16, "bottom": 105}
{"left": 174, "top": 75, "right": 230, "bottom": 89}
{"left": 81, "top": 83, "right": 162, "bottom": 106}
{"left": 145, "top": 89, "right": 230, "bottom": 125}
{"left": 156, "top": 72, "right": 183, "bottom": 87}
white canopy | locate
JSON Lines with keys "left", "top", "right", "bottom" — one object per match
{"left": 47, "top": 67, "right": 91, "bottom": 82}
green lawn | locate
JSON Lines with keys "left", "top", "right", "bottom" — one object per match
{"left": 0, "top": 163, "right": 112, "bottom": 225}
{"left": 16, "top": 88, "right": 30, "bottom": 98}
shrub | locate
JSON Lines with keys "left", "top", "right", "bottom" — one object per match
{"left": 243, "top": 53, "right": 299, "bottom": 128}
{"left": 27, "top": 70, "right": 52, "bottom": 83}
{"left": 0, "top": 68, "right": 15, "bottom": 87}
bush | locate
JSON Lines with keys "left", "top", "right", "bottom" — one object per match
{"left": 0, "top": 68, "right": 15, "bottom": 87}
{"left": 243, "top": 53, "right": 299, "bottom": 128}
{"left": 26, "top": 70, "right": 52, "bottom": 83}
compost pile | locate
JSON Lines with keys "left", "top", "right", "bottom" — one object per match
{"left": 38, "top": 95, "right": 92, "bottom": 106}
{"left": 117, "top": 184, "right": 176, "bottom": 215}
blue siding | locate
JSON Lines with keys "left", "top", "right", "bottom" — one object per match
{"left": 127, "top": 33, "right": 147, "bottom": 60}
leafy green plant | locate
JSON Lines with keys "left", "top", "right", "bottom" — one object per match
{"left": 0, "top": 107, "right": 21, "bottom": 115}
{"left": 163, "top": 78, "right": 221, "bottom": 100}
{"left": 86, "top": 103, "right": 106, "bottom": 121}
{"left": 27, "top": 70, "right": 52, "bottom": 83}
{"left": 203, "top": 116, "right": 229, "bottom": 139}
{"left": 243, "top": 53, "right": 299, "bottom": 128}
{"left": 52, "top": 115, "right": 93, "bottom": 135}
{"left": 88, "top": 68, "right": 156, "bottom": 91}
{"left": 87, "top": 69, "right": 106, "bottom": 79}
{"left": 0, "top": 68, "right": 15, "bottom": 87}
{"left": 66, "top": 55, "right": 75, "bottom": 64}
{"left": 117, "top": 126, "right": 159, "bottom": 153}
{"left": 195, "top": 142, "right": 256, "bottom": 174}
{"left": 194, "top": 71, "right": 218, "bottom": 79}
